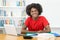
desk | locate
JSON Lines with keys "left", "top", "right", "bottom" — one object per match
{"left": 0, "top": 34, "right": 60, "bottom": 40}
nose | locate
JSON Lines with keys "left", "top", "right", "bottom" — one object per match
{"left": 32, "top": 11, "right": 37, "bottom": 14}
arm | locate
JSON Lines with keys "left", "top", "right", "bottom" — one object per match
{"left": 21, "top": 24, "right": 37, "bottom": 34}
{"left": 37, "top": 25, "right": 51, "bottom": 33}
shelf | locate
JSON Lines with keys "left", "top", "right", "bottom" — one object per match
{"left": 0, "top": 27, "right": 4, "bottom": 28}
{"left": 0, "top": 6, "right": 26, "bottom": 8}
{"left": 0, "top": 26, "right": 22, "bottom": 28}
{"left": 0, "top": 16, "right": 26, "bottom": 18}
{"left": 0, "top": 0, "right": 26, "bottom": 29}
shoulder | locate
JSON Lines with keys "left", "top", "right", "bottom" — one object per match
{"left": 38, "top": 16, "right": 48, "bottom": 21}
{"left": 39, "top": 16, "right": 46, "bottom": 19}
{"left": 39, "top": 16, "right": 49, "bottom": 22}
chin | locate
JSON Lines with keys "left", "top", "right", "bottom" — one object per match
{"left": 33, "top": 16, "right": 38, "bottom": 18}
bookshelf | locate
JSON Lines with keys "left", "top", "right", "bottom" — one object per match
{"left": 0, "top": 0, "right": 27, "bottom": 34}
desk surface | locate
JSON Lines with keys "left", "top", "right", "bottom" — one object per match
{"left": 0, "top": 34, "right": 60, "bottom": 40}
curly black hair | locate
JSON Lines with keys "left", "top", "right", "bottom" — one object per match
{"left": 26, "top": 3, "right": 43, "bottom": 16}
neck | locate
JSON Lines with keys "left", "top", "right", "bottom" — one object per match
{"left": 32, "top": 16, "right": 39, "bottom": 20}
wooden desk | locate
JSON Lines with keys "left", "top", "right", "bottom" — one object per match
{"left": 0, "top": 34, "right": 60, "bottom": 40}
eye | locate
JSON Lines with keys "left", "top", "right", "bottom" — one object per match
{"left": 31, "top": 11, "right": 34, "bottom": 12}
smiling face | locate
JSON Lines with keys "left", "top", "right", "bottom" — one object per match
{"left": 30, "top": 8, "right": 39, "bottom": 18}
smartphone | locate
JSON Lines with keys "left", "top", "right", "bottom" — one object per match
{"left": 23, "top": 36, "right": 33, "bottom": 39}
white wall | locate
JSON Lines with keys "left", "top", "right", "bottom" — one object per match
{"left": 25, "top": 0, "right": 60, "bottom": 27}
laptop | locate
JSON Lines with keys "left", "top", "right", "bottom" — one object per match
{"left": 4, "top": 24, "right": 22, "bottom": 36}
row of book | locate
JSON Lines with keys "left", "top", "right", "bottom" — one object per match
{"left": 0, "top": 17, "right": 26, "bottom": 27}
{"left": 0, "top": 0, "right": 26, "bottom": 6}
